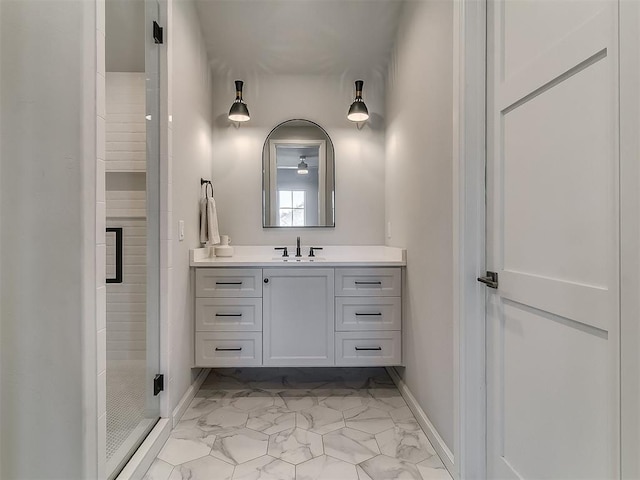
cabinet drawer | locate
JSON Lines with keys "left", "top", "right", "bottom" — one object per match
{"left": 335, "top": 331, "right": 401, "bottom": 366}
{"left": 196, "top": 268, "right": 262, "bottom": 298}
{"left": 335, "top": 268, "right": 401, "bottom": 297}
{"left": 336, "top": 297, "right": 401, "bottom": 331}
{"left": 195, "top": 332, "right": 262, "bottom": 367}
{"left": 196, "top": 298, "right": 262, "bottom": 332}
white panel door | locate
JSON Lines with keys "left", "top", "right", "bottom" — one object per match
{"left": 486, "top": 1, "right": 619, "bottom": 478}
{"left": 263, "top": 268, "right": 335, "bottom": 366}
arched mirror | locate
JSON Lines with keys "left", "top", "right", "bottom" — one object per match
{"left": 263, "top": 119, "right": 335, "bottom": 227}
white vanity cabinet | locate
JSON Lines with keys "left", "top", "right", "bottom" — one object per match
{"left": 334, "top": 268, "right": 402, "bottom": 366}
{"left": 193, "top": 263, "right": 403, "bottom": 368}
{"left": 194, "top": 268, "right": 263, "bottom": 367}
{"left": 263, "top": 268, "right": 335, "bottom": 366}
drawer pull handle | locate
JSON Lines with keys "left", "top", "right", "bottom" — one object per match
{"left": 355, "top": 346, "right": 382, "bottom": 351}
{"left": 355, "top": 281, "right": 382, "bottom": 286}
{"left": 355, "top": 313, "right": 382, "bottom": 316}
{"left": 215, "top": 347, "right": 242, "bottom": 351}
{"left": 216, "top": 281, "right": 243, "bottom": 285}
{"left": 215, "top": 313, "right": 243, "bottom": 317}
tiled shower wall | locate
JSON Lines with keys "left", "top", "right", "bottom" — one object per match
{"left": 106, "top": 215, "right": 147, "bottom": 360}
{"left": 106, "top": 73, "right": 146, "bottom": 172}
{"left": 105, "top": 73, "right": 147, "bottom": 362}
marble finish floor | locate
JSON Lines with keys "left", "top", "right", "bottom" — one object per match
{"left": 143, "top": 368, "right": 452, "bottom": 480}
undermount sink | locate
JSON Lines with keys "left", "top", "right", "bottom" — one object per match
{"left": 271, "top": 257, "right": 326, "bottom": 262}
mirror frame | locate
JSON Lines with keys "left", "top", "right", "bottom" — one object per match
{"left": 262, "top": 119, "right": 336, "bottom": 228}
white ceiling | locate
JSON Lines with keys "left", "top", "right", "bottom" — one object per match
{"left": 194, "top": 0, "right": 405, "bottom": 78}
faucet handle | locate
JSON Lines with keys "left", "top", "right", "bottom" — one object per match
{"left": 275, "top": 247, "right": 289, "bottom": 257}
{"left": 308, "top": 247, "right": 323, "bottom": 257}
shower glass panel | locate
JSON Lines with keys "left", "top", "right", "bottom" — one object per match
{"left": 105, "top": 0, "right": 162, "bottom": 477}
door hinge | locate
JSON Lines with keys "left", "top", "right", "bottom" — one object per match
{"left": 477, "top": 271, "right": 498, "bottom": 289}
{"left": 153, "top": 374, "right": 164, "bottom": 396}
{"left": 153, "top": 21, "right": 164, "bottom": 44}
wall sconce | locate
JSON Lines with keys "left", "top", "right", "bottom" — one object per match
{"left": 228, "top": 80, "right": 250, "bottom": 122}
{"left": 347, "top": 80, "right": 369, "bottom": 123}
{"left": 297, "top": 156, "right": 309, "bottom": 175}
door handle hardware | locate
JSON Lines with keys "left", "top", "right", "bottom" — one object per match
{"left": 355, "top": 346, "right": 382, "bottom": 351}
{"left": 215, "top": 347, "right": 242, "bottom": 351}
{"left": 355, "top": 281, "right": 382, "bottom": 286}
{"left": 355, "top": 313, "right": 382, "bottom": 316}
{"left": 216, "top": 281, "right": 243, "bottom": 285}
{"left": 477, "top": 271, "right": 498, "bottom": 289}
{"left": 215, "top": 313, "right": 243, "bottom": 317}
{"left": 106, "top": 227, "right": 123, "bottom": 284}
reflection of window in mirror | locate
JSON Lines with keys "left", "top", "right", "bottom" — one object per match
{"left": 278, "top": 190, "right": 305, "bottom": 226}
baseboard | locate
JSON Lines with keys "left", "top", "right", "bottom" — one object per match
{"left": 116, "top": 418, "right": 171, "bottom": 480}
{"left": 171, "top": 368, "right": 210, "bottom": 427}
{"left": 386, "top": 366, "right": 456, "bottom": 476}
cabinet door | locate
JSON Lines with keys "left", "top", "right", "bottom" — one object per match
{"left": 263, "top": 268, "right": 335, "bottom": 366}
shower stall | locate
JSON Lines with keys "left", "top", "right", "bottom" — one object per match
{"left": 104, "top": 0, "right": 162, "bottom": 477}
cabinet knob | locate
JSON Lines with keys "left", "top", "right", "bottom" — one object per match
{"left": 264, "top": 278, "right": 269, "bottom": 284}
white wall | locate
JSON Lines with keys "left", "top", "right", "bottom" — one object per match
{"left": 620, "top": 1, "right": 640, "bottom": 475}
{"left": 211, "top": 74, "right": 386, "bottom": 246}
{"left": 0, "top": 0, "right": 98, "bottom": 477}
{"left": 386, "top": 0, "right": 455, "bottom": 450}
{"left": 169, "top": 0, "right": 212, "bottom": 412}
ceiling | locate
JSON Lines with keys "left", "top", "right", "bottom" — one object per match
{"left": 194, "top": 0, "right": 405, "bottom": 78}
{"left": 104, "top": 0, "right": 405, "bottom": 78}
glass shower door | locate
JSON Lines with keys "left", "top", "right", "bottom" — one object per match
{"left": 143, "top": 0, "right": 162, "bottom": 437}
{"left": 104, "top": 0, "right": 162, "bottom": 477}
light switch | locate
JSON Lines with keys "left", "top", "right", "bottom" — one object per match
{"left": 387, "top": 221, "right": 392, "bottom": 239}
{"left": 178, "top": 220, "right": 185, "bottom": 241}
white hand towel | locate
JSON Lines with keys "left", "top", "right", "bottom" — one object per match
{"left": 199, "top": 185, "right": 209, "bottom": 244}
{"left": 199, "top": 183, "right": 220, "bottom": 245}
{"left": 206, "top": 194, "right": 220, "bottom": 245}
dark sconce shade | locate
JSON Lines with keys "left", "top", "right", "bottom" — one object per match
{"left": 228, "top": 80, "right": 250, "bottom": 122}
{"left": 347, "top": 80, "right": 369, "bottom": 122}
{"left": 297, "top": 156, "right": 309, "bottom": 175}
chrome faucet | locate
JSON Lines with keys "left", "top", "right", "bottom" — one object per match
{"left": 296, "top": 236, "right": 302, "bottom": 257}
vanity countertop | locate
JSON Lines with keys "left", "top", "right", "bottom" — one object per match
{"left": 190, "top": 245, "right": 406, "bottom": 267}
